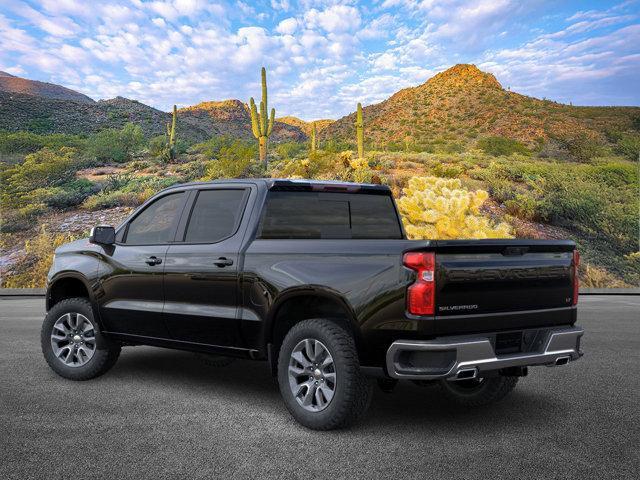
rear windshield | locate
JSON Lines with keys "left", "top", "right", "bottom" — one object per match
{"left": 257, "top": 191, "right": 403, "bottom": 239}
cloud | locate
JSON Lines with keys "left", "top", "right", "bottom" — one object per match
{"left": 276, "top": 17, "right": 298, "bottom": 35}
{"left": 8, "top": 2, "right": 80, "bottom": 37}
{"left": 305, "top": 5, "right": 361, "bottom": 33}
{"left": 0, "top": 0, "right": 637, "bottom": 118}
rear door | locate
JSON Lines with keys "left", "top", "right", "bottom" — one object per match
{"left": 162, "top": 185, "right": 254, "bottom": 347}
{"left": 98, "top": 191, "right": 188, "bottom": 338}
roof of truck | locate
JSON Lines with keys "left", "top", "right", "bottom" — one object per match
{"left": 165, "top": 178, "right": 392, "bottom": 193}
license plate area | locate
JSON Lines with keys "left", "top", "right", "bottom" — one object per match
{"left": 495, "top": 331, "right": 523, "bottom": 354}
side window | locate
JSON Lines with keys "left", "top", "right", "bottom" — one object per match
{"left": 183, "top": 189, "right": 247, "bottom": 243}
{"left": 125, "top": 192, "right": 185, "bottom": 245}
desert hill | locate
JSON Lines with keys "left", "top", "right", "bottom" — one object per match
{"left": 179, "top": 100, "right": 306, "bottom": 142}
{"left": 321, "top": 64, "right": 640, "bottom": 148}
{"left": 277, "top": 116, "right": 334, "bottom": 135}
{"left": 0, "top": 73, "right": 305, "bottom": 143}
{"left": 0, "top": 71, "right": 94, "bottom": 104}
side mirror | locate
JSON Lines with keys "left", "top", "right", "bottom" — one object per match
{"left": 89, "top": 225, "right": 115, "bottom": 245}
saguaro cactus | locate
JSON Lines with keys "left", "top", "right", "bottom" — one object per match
{"left": 165, "top": 104, "right": 177, "bottom": 161}
{"left": 355, "top": 102, "right": 364, "bottom": 160}
{"left": 250, "top": 67, "right": 275, "bottom": 167}
{"left": 310, "top": 122, "right": 317, "bottom": 152}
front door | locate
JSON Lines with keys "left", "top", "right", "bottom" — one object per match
{"left": 97, "top": 191, "right": 187, "bottom": 338}
{"left": 163, "top": 187, "right": 251, "bottom": 347}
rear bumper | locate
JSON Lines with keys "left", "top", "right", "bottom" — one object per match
{"left": 386, "top": 325, "right": 584, "bottom": 380}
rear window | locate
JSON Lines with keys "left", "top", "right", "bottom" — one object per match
{"left": 257, "top": 191, "right": 403, "bottom": 239}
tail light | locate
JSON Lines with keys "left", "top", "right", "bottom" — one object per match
{"left": 572, "top": 250, "right": 580, "bottom": 306}
{"left": 403, "top": 252, "right": 435, "bottom": 315}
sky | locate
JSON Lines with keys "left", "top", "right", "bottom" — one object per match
{"left": 0, "top": 0, "right": 639, "bottom": 120}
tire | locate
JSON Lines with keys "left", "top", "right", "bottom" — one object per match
{"left": 438, "top": 376, "right": 518, "bottom": 407}
{"left": 277, "top": 318, "right": 373, "bottom": 430}
{"left": 41, "top": 298, "right": 121, "bottom": 381}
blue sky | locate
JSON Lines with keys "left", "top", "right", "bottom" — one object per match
{"left": 0, "top": 0, "right": 638, "bottom": 120}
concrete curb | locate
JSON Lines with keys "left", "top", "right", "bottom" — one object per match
{"left": 0, "top": 287, "right": 638, "bottom": 297}
{"left": 0, "top": 288, "right": 46, "bottom": 296}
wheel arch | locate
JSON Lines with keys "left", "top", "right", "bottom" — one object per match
{"left": 264, "top": 287, "right": 362, "bottom": 374}
{"left": 46, "top": 273, "right": 102, "bottom": 327}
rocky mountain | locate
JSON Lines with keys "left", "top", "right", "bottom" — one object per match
{"left": 277, "top": 116, "right": 334, "bottom": 135}
{"left": 0, "top": 71, "right": 94, "bottom": 104}
{"left": 0, "top": 72, "right": 306, "bottom": 143}
{"left": 321, "top": 64, "right": 640, "bottom": 148}
{"left": 179, "top": 100, "right": 306, "bottom": 142}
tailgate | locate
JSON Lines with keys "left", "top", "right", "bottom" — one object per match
{"left": 430, "top": 240, "right": 577, "bottom": 333}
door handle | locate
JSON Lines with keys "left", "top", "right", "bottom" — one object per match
{"left": 145, "top": 256, "right": 162, "bottom": 266}
{"left": 213, "top": 257, "right": 233, "bottom": 267}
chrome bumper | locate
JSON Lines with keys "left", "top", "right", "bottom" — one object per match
{"left": 386, "top": 326, "right": 584, "bottom": 380}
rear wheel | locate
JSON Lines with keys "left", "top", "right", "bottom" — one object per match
{"left": 41, "top": 298, "right": 121, "bottom": 381}
{"left": 438, "top": 376, "right": 518, "bottom": 407}
{"left": 277, "top": 318, "right": 372, "bottom": 430}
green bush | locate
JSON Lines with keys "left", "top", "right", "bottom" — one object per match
{"left": 0, "top": 131, "right": 87, "bottom": 154}
{"left": 0, "top": 203, "right": 47, "bottom": 232}
{"left": 432, "top": 163, "right": 463, "bottom": 178}
{"left": 31, "top": 179, "right": 99, "bottom": 209}
{"left": 556, "top": 132, "right": 603, "bottom": 162}
{"left": 615, "top": 133, "right": 640, "bottom": 160}
{"left": 148, "top": 135, "right": 166, "bottom": 157}
{"left": 202, "top": 140, "right": 257, "bottom": 179}
{"left": 477, "top": 136, "right": 529, "bottom": 156}
{"left": 82, "top": 191, "right": 145, "bottom": 210}
{"left": 88, "top": 123, "right": 144, "bottom": 162}
{"left": 0, "top": 147, "right": 81, "bottom": 209}
{"left": 504, "top": 194, "right": 541, "bottom": 221}
{"left": 275, "top": 141, "right": 306, "bottom": 160}
{"left": 192, "top": 136, "right": 241, "bottom": 159}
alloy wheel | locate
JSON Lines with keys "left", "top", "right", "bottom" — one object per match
{"left": 288, "top": 339, "right": 336, "bottom": 412}
{"left": 50, "top": 313, "right": 96, "bottom": 367}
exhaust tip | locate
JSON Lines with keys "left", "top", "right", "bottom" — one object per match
{"left": 455, "top": 367, "right": 478, "bottom": 380}
{"left": 555, "top": 356, "right": 570, "bottom": 366}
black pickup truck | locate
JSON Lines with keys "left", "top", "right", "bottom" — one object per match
{"left": 41, "top": 179, "right": 583, "bottom": 430}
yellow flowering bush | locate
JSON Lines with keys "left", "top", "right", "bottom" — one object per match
{"left": 397, "top": 176, "right": 513, "bottom": 239}
{"left": 3, "top": 227, "right": 79, "bottom": 288}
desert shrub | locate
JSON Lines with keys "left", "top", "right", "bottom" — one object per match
{"left": 615, "top": 133, "right": 640, "bottom": 160}
{"left": 275, "top": 141, "right": 306, "bottom": 160}
{"left": 2, "top": 227, "right": 78, "bottom": 288}
{"left": 30, "top": 179, "right": 98, "bottom": 209}
{"left": 475, "top": 158, "right": 638, "bottom": 254}
{"left": 432, "top": 163, "right": 463, "bottom": 178}
{"left": 0, "top": 131, "right": 87, "bottom": 155}
{"left": 88, "top": 123, "right": 144, "bottom": 162}
{"left": 396, "top": 176, "right": 513, "bottom": 239}
{"left": 477, "top": 136, "right": 529, "bottom": 156}
{"left": 202, "top": 140, "right": 257, "bottom": 179}
{"left": 27, "top": 117, "right": 54, "bottom": 134}
{"left": 555, "top": 132, "right": 603, "bottom": 162}
{"left": 82, "top": 191, "right": 146, "bottom": 210}
{"left": 322, "top": 139, "right": 352, "bottom": 153}
{"left": 174, "top": 160, "right": 206, "bottom": 182}
{"left": 0, "top": 203, "right": 47, "bottom": 233}
{"left": 148, "top": 135, "right": 167, "bottom": 157}
{"left": 0, "top": 147, "right": 81, "bottom": 209}
{"left": 579, "top": 263, "right": 628, "bottom": 288}
{"left": 504, "top": 194, "right": 540, "bottom": 221}
{"left": 193, "top": 136, "right": 246, "bottom": 159}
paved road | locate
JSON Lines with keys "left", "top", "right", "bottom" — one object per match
{"left": 1, "top": 296, "right": 638, "bottom": 479}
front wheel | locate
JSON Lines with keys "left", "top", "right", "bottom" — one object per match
{"left": 41, "top": 298, "right": 121, "bottom": 381}
{"left": 438, "top": 376, "right": 518, "bottom": 407}
{"left": 277, "top": 319, "right": 373, "bottom": 430}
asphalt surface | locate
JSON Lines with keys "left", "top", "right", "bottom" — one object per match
{"left": 1, "top": 296, "right": 638, "bottom": 480}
